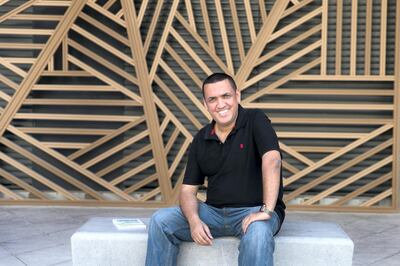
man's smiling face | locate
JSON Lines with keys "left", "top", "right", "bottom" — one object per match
{"left": 203, "top": 79, "right": 241, "bottom": 129}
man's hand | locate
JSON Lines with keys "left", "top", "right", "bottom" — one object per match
{"left": 189, "top": 220, "right": 213, "bottom": 246}
{"left": 242, "top": 211, "right": 271, "bottom": 234}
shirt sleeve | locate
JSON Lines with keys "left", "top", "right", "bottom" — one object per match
{"left": 183, "top": 137, "right": 205, "bottom": 185}
{"left": 253, "top": 110, "right": 280, "bottom": 157}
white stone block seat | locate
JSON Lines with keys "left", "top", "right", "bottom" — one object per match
{"left": 71, "top": 217, "right": 354, "bottom": 266}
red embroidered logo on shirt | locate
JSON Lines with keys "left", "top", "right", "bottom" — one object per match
{"left": 240, "top": 143, "right": 244, "bottom": 149}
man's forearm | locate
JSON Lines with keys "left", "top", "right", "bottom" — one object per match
{"left": 262, "top": 152, "right": 281, "bottom": 211}
{"left": 179, "top": 189, "right": 201, "bottom": 225}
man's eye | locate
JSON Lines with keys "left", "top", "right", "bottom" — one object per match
{"left": 223, "top": 94, "right": 231, "bottom": 99}
{"left": 208, "top": 98, "right": 216, "bottom": 103}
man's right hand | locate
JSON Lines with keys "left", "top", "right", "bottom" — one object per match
{"left": 189, "top": 220, "right": 213, "bottom": 246}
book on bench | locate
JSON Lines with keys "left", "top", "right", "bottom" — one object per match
{"left": 112, "top": 218, "right": 146, "bottom": 230}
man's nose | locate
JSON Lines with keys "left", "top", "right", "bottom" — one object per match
{"left": 216, "top": 98, "right": 224, "bottom": 108}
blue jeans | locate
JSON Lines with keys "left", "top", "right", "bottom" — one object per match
{"left": 145, "top": 202, "right": 281, "bottom": 266}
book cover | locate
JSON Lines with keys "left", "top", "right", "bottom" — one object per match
{"left": 112, "top": 218, "right": 146, "bottom": 230}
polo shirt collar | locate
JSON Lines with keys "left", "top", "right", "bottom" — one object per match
{"left": 203, "top": 105, "right": 247, "bottom": 140}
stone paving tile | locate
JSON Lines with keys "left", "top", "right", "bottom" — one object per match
{"left": 0, "top": 255, "right": 26, "bottom": 266}
{"left": 46, "top": 228, "right": 78, "bottom": 246}
{"left": 1, "top": 234, "right": 60, "bottom": 255}
{"left": 50, "top": 260, "right": 72, "bottom": 266}
{"left": 16, "top": 244, "right": 71, "bottom": 266}
{"left": 370, "top": 251, "right": 400, "bottom": 266}
{"left": 0, "top": 245, "right": 11, "bottom": 259}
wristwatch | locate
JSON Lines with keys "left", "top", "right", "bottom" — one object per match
{"left": 259, "top": 204, "right": 273, "bottom": 215}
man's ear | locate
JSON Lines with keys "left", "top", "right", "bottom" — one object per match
{"left": 236, "top": 90, "right": 241, "bottom": 103}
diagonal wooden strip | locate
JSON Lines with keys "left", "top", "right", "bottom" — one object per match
{"left": 97, "top": 144, "right": 152, "bottom": 178}
{"left": 0, "top": 183, "right": 23, "bottom": 200}
{"left": 0, "top": 57, "right": 27, "bottom": 77}
{"left": 122, "top": 0, "right": 173, "bottom": 202}
{"left": 185, "top": 0, "right": 196, "bottom": 31}
{"left": 81, "top": 130, "right": 149, "bottom": 169}
{"left": 244, "top": 40, "right": 322, "bottom": 89}
{"left": 168, "top": 139, "right": 191, "bottom": 177}
{"left": 71, "top": 25, "right": 135, "bottom": 66}
{"left": 148, "top": 0, "right": 180, "bottom": 81}
{"left": 68, "top": 117, "right": 145, "bottom": 160}
{"left": 164, "top": 43, "right": 202, "bottom": 88}
{"left": 283, "top": 123, "right": 393, "bottom": 186}
{"left": 281, "top": 0, "right": 314, "bottom": 19}
{"left": 332, "top": 172, "right": 392, "bottom": 206}
{"left": 68, "top": 39, "right": 137, "bottom": 84}
{"left": 269, "top": 7, "right": 322, "bottom": 43}
{"left": 285, "top": 139, "right": 393, "bottom": 202}
{"left": 279, "top": 142, "right": 314, "bottom": 167}
{"left": 0, "top": 168, "right": 47, "bottom": 199}
{"left": 144, "top": 0, "right": 164, "bottom": 54}
{"left": 304, "top": 157, "right": 393, "bottom": 205}
{"left": 256, "top": 24, "right": 321, "bottom": 67}
{"left": 1, "top": 137, "right": 105, "bottom": 200}
{"left": 68, "top": 55, "right": 141, "bottom": 102}
{"left": 103, "top": 0, "right": 117, "bottom": 10}
{"left": 244, "top": 0, "right": 256, "bottom": 43}
{"left": 78, "top": 12, "right": 129, "bottom": 46}
{"left": 361, "top": 189, "right": 392, "bottom": 207}
{"left": 235, "top": 0, "right": 290, "bottom": 88}
{"left": 282, "top": 161, "right": 300, "bottom": 174}
{"left": 154, "top": 75, "right": 203, "bottom": 129}
{"left": 229, "top": 0, "right": 245, "bottom": 62}
{"left": 111, "top": 159, "right": 155, "bottom": 186}
{"left": 7, "top": 125, "right": 136, "bottom": 201}
{"left": 137, "top": 0, "right": 149, "bottom": 26}
{"left": 139, "top": 187, "right": 161, "bottom": 202}
{"left": 0, "top": 91, "right": 11, "bottom": 102}
{"left": 0, "top": 0, "right": 10, "bottom": 6}
{"left": 0, "top": 0, "right": 36, "bottom": 23}
{"left": 169, "top": 27, "right": 215, "bottom": 75}
{"left": 174, "top": 12, "right": 229, "bottom": 73}
{"left": 259, "top": 0, "right": 267, "bottom": 23}
{"left": 86, "top": 1, "right": 125, "bottom": 27}
{"left": 242, "top": 58, "right": 320, "bottom": 102}
{"left": 159, "top": 59, "right": 210, "bottom": 119}
{"left": 152, "top": 95, "right": 193, "bottom": 139}
{"left": 200, "top": 0, "right": 215, "bottom": 53}
{"left": 215, "top": 0, "right": 234, "bottom": 74}
{"left": 0, "top": 73, "right": 19, "bottom": 90}
{"left": 0, "top": 0, "right": 87, "bottom": 138}
{"left": 0, "top": 152, "right": 78, "bottom": 200}
{"left": 124, "top": 173, "right": 158, "bottom": 194}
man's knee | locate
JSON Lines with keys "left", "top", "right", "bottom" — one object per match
{"left": 240, "top": 221, "right": 275, "bottom": 252}
{"left": 150, "top": 207, "right": 179, "bottom": 229}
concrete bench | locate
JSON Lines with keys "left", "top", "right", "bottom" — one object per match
{"left": 71, "top": 217, "right": 354, "bottom": 266}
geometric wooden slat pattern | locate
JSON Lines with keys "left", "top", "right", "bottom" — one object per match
{"left": 0, "top": 0, "right": 399, "bottom": 211}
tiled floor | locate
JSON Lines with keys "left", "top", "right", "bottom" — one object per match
{"left": 0, "top": 206, "right": 399, "bottom": 266}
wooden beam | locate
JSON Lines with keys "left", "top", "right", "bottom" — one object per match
{"left": 122, "top": 0, "right": 173, "bottom": 202}
{"left": 0, "top": 0, "right": 87, "bottom": 138}
{"left": 335, "top": 0, "right": 343, "bottom": 75}
{"left": 364, "top": 0, "right": 372, "bottom": 75}
{"left": 235, "top": 0, "right": 290, "bottom": 88}
{"left": 350, "top": 0, "right": 358, "bottom": 75}
{"left": 394, "top": 0, "right": 400, "bottom": 209}
{"left": 380, "top": 0, "right": 388, "bottom": 76}
{"left": 320, "top": 0, "right": 328, "bottom": 75}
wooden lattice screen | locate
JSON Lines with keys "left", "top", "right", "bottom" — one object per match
{"left": 0, "top": 0, "right": 399, "bottom": 211}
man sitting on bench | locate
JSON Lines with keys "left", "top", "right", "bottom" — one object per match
{"left": 145, "top": 73, "right": 286, "bottom": 266}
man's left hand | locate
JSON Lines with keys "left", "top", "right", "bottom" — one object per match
{"left": 242, "top": 211, "right": 271, "bottom": 234}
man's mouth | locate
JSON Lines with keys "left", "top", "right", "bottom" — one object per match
{"left": 218, "top": 109, "right": 229, "bottom": 117}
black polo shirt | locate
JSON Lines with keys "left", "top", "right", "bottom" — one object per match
{"left": 183, "top": 105, "right": 285, "bottom": 223}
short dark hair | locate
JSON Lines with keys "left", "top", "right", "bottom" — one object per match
{"left": 202, "top": 73, "right": 237, "bottom": 98}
